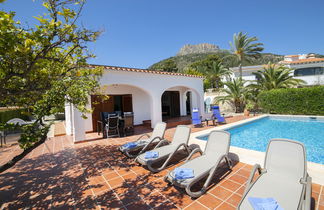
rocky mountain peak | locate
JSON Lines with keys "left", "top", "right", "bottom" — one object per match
{"left": 177, "top": 43, "right": 220, "bottom": 56}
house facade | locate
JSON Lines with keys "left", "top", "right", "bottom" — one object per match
{"left": 65, "top": 65, "right": 205, "bottom": 142}
{"left": 204, "top": 54, "right": 324, "bottom": 113}
{"left": 230, "top": 54, "right": 324, "bottom": 86}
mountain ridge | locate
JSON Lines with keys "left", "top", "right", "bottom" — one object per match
{"left": 177, "top": 43, "right": 220, "bottom": 56}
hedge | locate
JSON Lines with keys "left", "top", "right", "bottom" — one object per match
{"left": 0, "top": 109, "right": 30, "bottom": 123}
{"left": 258, "top": 86, "right": 324, "bottom": 115}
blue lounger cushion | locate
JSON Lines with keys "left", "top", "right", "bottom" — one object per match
{"left": 144, "top": 151, "right": 159, "bottom": 159}
{"left": 122, "top": 142, "right": 138, "bottom": 149}
{"left": 174, "top": 168, "right": 194, "bottom": 180}
{"left": 248, "top": 197, "right": 283, "bottom": 210}
{"left": 212, "top": 106, "right": 225, "bottom": 123}
{"left": 192, "top": 108, "right": 201, "bottom": 125}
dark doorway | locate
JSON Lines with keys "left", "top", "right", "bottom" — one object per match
{"left": 161, "top": 91, "right": 180, "bottom": 119}
{"left": 186, "top": 91, "right": 191, "bottom": 115}
{"left": 91, "top": 94, "right": 133, "bottom": 131}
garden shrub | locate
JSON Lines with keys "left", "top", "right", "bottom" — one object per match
{"left": 0, "top": 109, "right": 30, "bottom": 123}
{"left": 258, "top": 86, "right": 324, "bottom": 115}
{"left": 19, "top": 124, "right": 49, "bottom": 149}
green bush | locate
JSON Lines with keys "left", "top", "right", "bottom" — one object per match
{"left": 19, "top": 124, "right": 49, "bottom": 149}
{"left": 0, "top": 109, "right": 30, "bottom": 123}
{"left": 258, "top": 86, "right": 324, "bottom": 115}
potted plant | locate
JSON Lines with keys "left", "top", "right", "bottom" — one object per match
{"left": 244, "top": 102, "right": 254, "bottom": 116}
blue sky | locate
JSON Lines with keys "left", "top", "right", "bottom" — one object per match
{"left": 1, "top": 0, "right": 324, "bottom": 68}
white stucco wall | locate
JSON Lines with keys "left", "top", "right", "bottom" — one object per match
{"left": 294, "top": 75, "right": 324, "bottom": 86}
{"left": 64, "top": 103, "right": 73, "bottom": 135}
{"left": 65, "top": 69, "right": 205, "bottom": 142}
{"left": 83, "top": 84, "right": 151, "bottom": 132}
{"left": 229, "top": 62, "right": 324, "bottom": 86}
{"left": 286, "top": 62, "right": 324, "bottom": 86}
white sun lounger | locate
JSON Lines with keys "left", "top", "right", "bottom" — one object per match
{"left": 164, "top": 130, "right": 232, "bottom": 198}
{"left": 238, "top": 139, "right": 312, "bottom": 210}
{"left": 118, "top": 122, "right": 167, "bottom": 158}
{"left": 135, "top": 125, "right": 191, "bottom": 173}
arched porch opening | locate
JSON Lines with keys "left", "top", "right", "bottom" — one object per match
{"left": 86, "top": 84, "right": 152, "bottom": 132}
{"left": 160, "top": 86, "right": 202, "bottom": 124}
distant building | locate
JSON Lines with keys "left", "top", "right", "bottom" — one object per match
{"left": 230, "top": 53, "right": 324, "bottom": 86}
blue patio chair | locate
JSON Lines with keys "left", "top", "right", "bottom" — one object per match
{"left": 212, "top": 106, "right": 226, "bottom": 124}
{"left": 191, "top": 108, "right": 202, "bottom": 126}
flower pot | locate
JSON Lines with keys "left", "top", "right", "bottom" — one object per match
{"left": 244, "top": 110, "right": 250, "bottom": 116}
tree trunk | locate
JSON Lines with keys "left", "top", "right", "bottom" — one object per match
{"left": 215, "top": 79, "right": 219, "bottom": 89}
{"left": 239, "top": 63, "right": 243, "bottom": 79}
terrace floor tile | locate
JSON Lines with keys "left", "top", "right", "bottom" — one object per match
{"left": 0, "top": 115, "right": 323, "bottom": 209}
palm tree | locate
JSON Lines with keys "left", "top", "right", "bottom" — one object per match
{"left": 215, "top": 78, "right": 247, "bottom": 113}
{"left": 201, "top": 61, "right": 232, "bottom": 89}
{"left": 250, "top": 62, "right": 306, "bottom": 90}
{"left": 230, "top": 32, "right": 264, "bottom": 79}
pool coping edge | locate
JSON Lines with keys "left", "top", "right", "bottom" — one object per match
{"left": 189, "top": 114, "right": 324, "bottom": 185}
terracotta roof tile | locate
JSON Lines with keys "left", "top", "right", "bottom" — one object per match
{"left": 88, "top": 64, "right": 204, "bottom": 78}
{"left": 281, "top": 58, "right": 324, "bottom": 65}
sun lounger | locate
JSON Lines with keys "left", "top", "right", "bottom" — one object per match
{"left": 119, "top": 122, "right": 167, "bottom": 158}
{"left": 212, "top": 106, "right": 226, "bottom": 124}
{"left": 164, "top": 130, "right": 232, "bottom": 197}
{"left": 191, "top": 108, "right": 202, "bottom": 126}
{"left": 135, "top": 125, "right": 191, "bottom": 173}
{"left": 238, "top": 139, "right": 312, "bottom": 210}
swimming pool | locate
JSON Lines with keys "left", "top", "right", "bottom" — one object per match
{"left": 197, "top": 116, "right": 324, "bottom": 164}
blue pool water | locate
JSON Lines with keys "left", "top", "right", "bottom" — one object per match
{"left": 197, "top": 117, "right": 324, "bottom": 164}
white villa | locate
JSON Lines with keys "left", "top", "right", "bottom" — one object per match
{"left": 64, "top": 65, "right": 205, "bottom": 142}
{"left": 204, "top": 54, "right": 324, "bottom": 113}
{"left": 64, "top": 54, "right": 324, "bottom": 142}
{"left": 230, "top": 54, "right": 324, "bottom": 85}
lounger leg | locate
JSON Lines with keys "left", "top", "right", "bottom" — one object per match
{"left": 186, "top": 184, "right": 205, "bottom": 198}
{"left": 225, "top": 156, "right": 232, "bottom": 169}
{"left": 186, "top": 155, "right": 232, "bottom": 198}
{"left": 148, "top": 144, "right": 191, "bottom": 173}
{"left": 125, "top": 150, "right": 137, "bottom": 158}
{"left": 303, "top": 176, "right": 312, "bottom": 210}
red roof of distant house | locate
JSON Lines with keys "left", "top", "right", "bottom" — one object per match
{"left": 285, "top": 55, "right": 299, "bottom": 57}
{"left": 89, "top": 64, "right": 204, "bottom": 78}
{"left": 281, "top": 58, "right": 324, "bottom": 65}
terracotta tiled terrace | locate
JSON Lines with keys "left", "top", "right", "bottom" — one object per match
{"left": 0, "top": 115, "right": 323, "bottom": 209}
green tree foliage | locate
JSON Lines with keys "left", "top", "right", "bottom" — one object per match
{"left": 149, "top": 58, "right": 178, "bottom": 72}
{"left": 0, "top": 0, "right": 102, "bottom": 149}
{"left": 183, "top": 68, "right": 203, "bottom": 76}
{"left": 205, "top": 61, "right": 231, "bottom": 89}
{"left": 0, "top": 109, "right": 30, "bottom": 123}
{"left": 149, "top": 52, "right": 283, "bottom": 73}
{"left": 230, "top": 32, "right": 264, "bottom": 78}
{"left": 189, "top": 54, "right": 221, "bottom": 70}
{"left": 258, "top": 86, "right": 324, "bottom": 115}
{"left": 215, "top": 79, "right": 248, "bottom": 113}
{"left": 189, "top": 55, "right": 232, "bottom": 89}
{"left": 249, "top": 63, "right": 306, "bottom": 91}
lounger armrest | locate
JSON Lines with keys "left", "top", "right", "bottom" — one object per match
{"left": 136, "top": 133, "right": 150, "bottom": 141}
{"left": 139, "top": 136, "right": 163, "bottom": 154}
{"left": 203, "top": 154, "right": 229, "bottom": 188}
{"left": 243, "top": 164, "right": 263, "bottom": 197}
{"left": 154, "top": 139, "right": 169, "bottom": 149}
{"left": 150, "top": 143, "right": 190, "bottom": 173}
{"left": 185, "top": 147, "right": 203, "bottom": 163}
{"left": 186, "top": 154, "right": 231, "bottom": 198}
{"left": 175, "top": 143, "right": 191, "bottom": 154}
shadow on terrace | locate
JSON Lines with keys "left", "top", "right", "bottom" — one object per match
{"left": 0, "top": 134, "right": 237, "bottom": 209}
